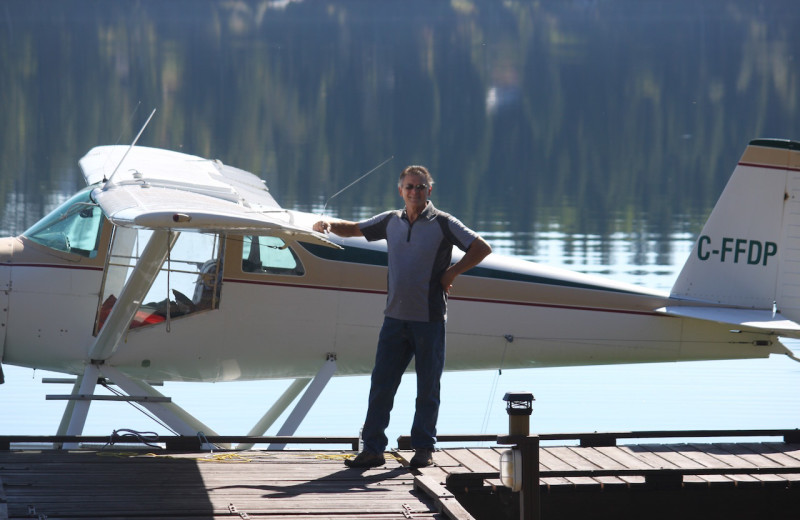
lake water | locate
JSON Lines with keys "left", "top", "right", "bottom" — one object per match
{"left": 1, "top": 0, "right": 799, "bottom": 446}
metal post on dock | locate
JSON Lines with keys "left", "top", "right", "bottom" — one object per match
{"left": 498, "top": 391, "right": 540, "bottom": 520}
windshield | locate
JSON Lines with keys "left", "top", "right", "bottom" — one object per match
{"left": 23, "top": 187, "right": 104, "bottom": 258}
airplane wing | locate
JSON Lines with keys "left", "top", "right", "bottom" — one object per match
{"left": 79, "top": 145, "right": 340, "bottom": 249}
{"left": 657, "top": 306, "right": 800, "bottom": 335}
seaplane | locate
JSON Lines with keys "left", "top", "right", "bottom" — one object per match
{"left": 0, "top": 137, "right": 799, "bottom": 448}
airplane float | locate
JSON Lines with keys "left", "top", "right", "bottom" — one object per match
{"left": 0, "top": 137, "right": 798, "bottom": 448}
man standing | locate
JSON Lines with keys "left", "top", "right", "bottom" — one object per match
{"left": 313, "top": 165, "right": 492, "bottom": 468}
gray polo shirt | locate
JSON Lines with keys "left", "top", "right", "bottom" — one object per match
{"left": 359, "top": 201, "right": 479, "bottom": 322}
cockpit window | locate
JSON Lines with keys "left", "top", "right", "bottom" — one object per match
{"left": 241, "top": 235, "right": 304, "bottom": 275}
{"left": 23, "top": 188, "right": 103, "bottom": 258}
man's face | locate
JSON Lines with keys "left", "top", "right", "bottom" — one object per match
{"left": 398, "top": 173, "right": 432, "bottom": 212}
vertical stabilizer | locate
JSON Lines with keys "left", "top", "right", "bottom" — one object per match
{"left": 672, "top": 139, "right": 800, "bottom": 320}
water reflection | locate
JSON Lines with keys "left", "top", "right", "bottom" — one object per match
{"left": 1, "top": 0, "right": 798, "bottom": 265}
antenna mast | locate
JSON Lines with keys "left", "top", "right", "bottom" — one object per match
{"left": 104, "top": 108, "right": 157, "bottom": 188}
{"left": 323, "top": 155, "right": 394, "bottom": 214}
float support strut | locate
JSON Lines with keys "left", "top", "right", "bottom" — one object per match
{"left": 267, "top": 354, "right": 338, "bottom": 450}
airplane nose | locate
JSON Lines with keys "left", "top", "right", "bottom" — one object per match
{"left": 0, "top": 236, "right": 13, "bottom": 262}
{"left": 0, "top": 236, "right": 12, "bottom": 374}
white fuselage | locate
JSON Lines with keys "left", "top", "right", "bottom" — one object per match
{"left": 0, "top": 206, "right": 784, "bottom": 383}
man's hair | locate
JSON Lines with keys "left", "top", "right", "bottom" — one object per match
{"left": 398, "top": 165, "right": 434, "bottom": 187}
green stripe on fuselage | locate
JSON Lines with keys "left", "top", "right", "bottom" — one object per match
{"left": 299, "top": 243, "right": 640, "bottom": 295}
{"left": 749, "top": 138, "right": 800, "bottom": 151}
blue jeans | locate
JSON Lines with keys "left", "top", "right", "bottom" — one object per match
{"left": 361, "top": 317, "right": 446, "bottom": 453}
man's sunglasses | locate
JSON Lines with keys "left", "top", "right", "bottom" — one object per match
{"left": 402, "top": 183, "right": 429, "bottom": 191}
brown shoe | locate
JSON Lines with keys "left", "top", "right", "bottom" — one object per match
{"left": 410, "top": 448, "right": 434, "bottom": 468}
{"left": 344, "top": 450, "right": 386, "bottom": 468}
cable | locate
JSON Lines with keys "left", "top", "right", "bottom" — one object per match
{"left": 479, "top": 335, "right": 512, "bottom": 435}
{"left": 104, "top": 428, "right": 162, "bottom": 450}
{"left": 99, "top": 380, "right": 179, "bottom": 435}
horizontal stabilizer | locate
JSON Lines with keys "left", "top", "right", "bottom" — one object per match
{"left": 658, "top": 306, "right": 800, "bottom": 335}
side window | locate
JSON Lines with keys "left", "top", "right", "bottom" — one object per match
{"left": 24, "top": 188, "right": 103, "bottom": 258}
{"left": 241, "top": 235, "right": 304, "bottom": 276}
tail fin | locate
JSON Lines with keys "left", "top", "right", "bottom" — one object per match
{"left": 671, "top": 139, "right": 800, "bottom": 321}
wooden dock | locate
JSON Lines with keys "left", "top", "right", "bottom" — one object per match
{"left": 0, "top": 448, "right": 447, "bottom": 520}
{"left": 399, "top": 431, "right": 800, "bottom": 520}
{"left": 1, "top": 431, "right": 800, "bottom": 519}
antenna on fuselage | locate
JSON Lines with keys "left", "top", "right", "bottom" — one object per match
{"left": 322, "top": 155, "right": 394, "bottom": 215}
{"left": 103, "top": 108, "right": 157, "bottom": 188}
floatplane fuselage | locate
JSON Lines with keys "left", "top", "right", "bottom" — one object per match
{"left": 0, "top": 139, "right": 798, "bottom": 443}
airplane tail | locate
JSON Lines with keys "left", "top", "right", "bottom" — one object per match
{"left": 669, "top": 139, "right": 800, "bottom": 333}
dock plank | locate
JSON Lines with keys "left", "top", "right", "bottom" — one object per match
{"left": 664, "top": 443, "right": 733, "bottom": 468}
{"left": 401, "top": 449, "right": 461, "bottom": 482}
{"left": 538, "top": 447, "right": 575, "bottom": 471}
{"left": 620, "top": 444, "right": 685, "bottom": 470}
{"left": 659, "top": 444, "right": 737, "bottom": 485}
{"left": 595, "top": 446, "right": 657, "bottom": 469}
{"left": 740, "top": 442, "right": 800, "bottom": 467}
{"left": 640, "top": 445, "right": 709, "bottom": 469}
{"left": 546, "top": 446, "right": 601, "bottom": 470}
{"left": 564, "top": 447, "right": 637, "bottom": 486}
{"left": 592, "top": 447, "right": 650, "bottom": 484}
{"left": 541, "top": 447, "right": 601, "bottom": 486}
{"left": 764, "top": 442, "right": 800, "bottom": 463}
{"left": 567, "top": 446, "right": 632, "bottom": 470}
{"left": 716, "top": 442, "right": 795, "bottom": 468}
{"left": 430, "top": 449, "right": 465, "bottom": 471}
{"left": 444, "top": 448, "right": 499, "bottom": 474}
{"left": 686, "top": 443, "right": 764, "bottom": 484}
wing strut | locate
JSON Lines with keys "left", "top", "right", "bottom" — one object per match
{"left": 90, "top": 229, "right": 179, "bottom": 361}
